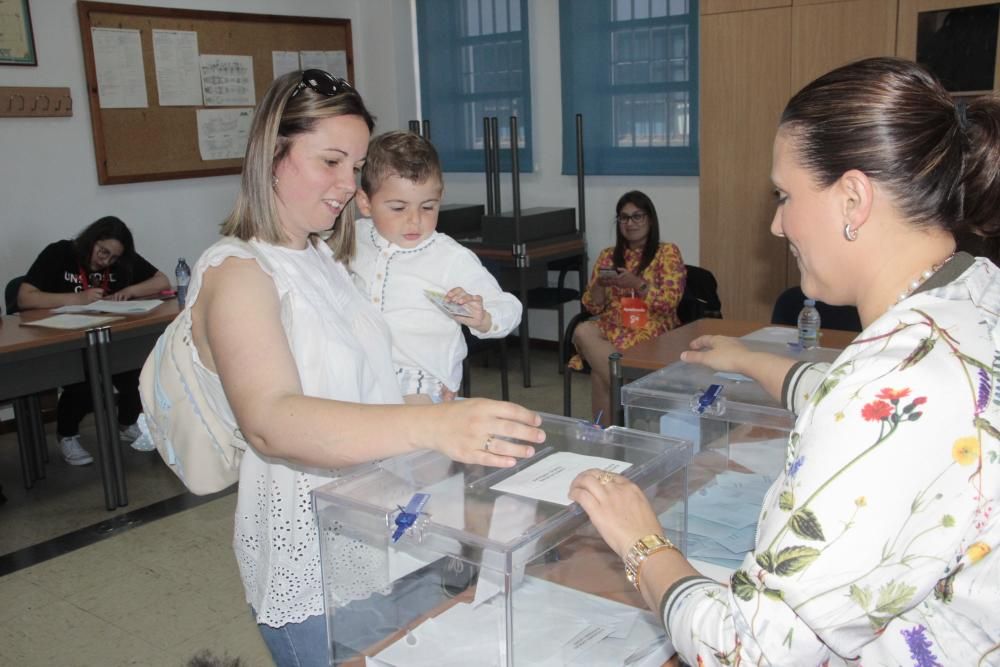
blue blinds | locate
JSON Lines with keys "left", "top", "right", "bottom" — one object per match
{"left": 560, "top": 0, "right": 699, "bottom": 175}
{"left": 417, "top": 0, "right": 533, "bottom": 172}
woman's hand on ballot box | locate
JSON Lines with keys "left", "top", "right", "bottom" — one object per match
{"left": 423, "top": 398, "right": 544, "bottom": 468}
{"left": 569, "top": 469, "right": 664, "bottom": 558}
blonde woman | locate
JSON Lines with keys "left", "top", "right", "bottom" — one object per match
{"left": 181, "top": 70, "right": 544, "bottom": 665}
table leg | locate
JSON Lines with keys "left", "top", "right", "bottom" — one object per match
{"left": 518, "top": 266, "right": 531, "bottom": 388}
{"left": 13, "top": 396, "right": 38, "bottom": 489}
{"left": 27, "top": 393, "right": 47, "bottom": 477}
{"left": 96, "top": 327, "right": 128, "bottom": 507}
{"left": 608, "top": 352, "right": 622, "bottom": 427}
{"left": 85, "top": 328, "right": 120, "bottom": 511}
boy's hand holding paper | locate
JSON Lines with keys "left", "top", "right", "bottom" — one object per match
{"left": 445, "top": 286, "right": 493, "bottom": 333}
{"left": 424, "top": 289, "right": 471, "bottom": 318}
{"left": 424, "top": 288, "right": 494, "bottom": 333}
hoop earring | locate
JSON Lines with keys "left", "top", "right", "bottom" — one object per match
{"left": 844, "top": 224, "right": 858, "bottom": 242}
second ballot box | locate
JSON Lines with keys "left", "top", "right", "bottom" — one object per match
{"left": 620, "top": 337, "right": 842, "bottom": 575}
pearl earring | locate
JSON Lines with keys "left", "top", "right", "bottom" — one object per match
{"left": 843, "top": 224, "right": 858, "bottom": 242}
{"left": 272, "top": 175, "right": 279, "bottom": 189}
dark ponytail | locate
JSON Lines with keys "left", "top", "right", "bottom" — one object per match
{"left": 780, "top": 57, "right": 1000, "bottom": 238}
{"left": 960, "top": 95, "right": 1000, "bottom": 237}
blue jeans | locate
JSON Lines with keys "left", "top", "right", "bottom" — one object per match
{"left": 254, "top": 558, "right": 457, "bottom": 666}
{"left": 255, "top": 610, "right": 329, "bottom": 667}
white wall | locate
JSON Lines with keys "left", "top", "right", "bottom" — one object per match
{"left": 1, "top": 0, "right": 698, "bottom": 342}
{"left": 0, "top": 0, "right": 417, "bottom": 300}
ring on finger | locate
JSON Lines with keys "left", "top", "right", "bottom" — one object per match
{"left": 484, "top": 436, "right": 493, "bottom": 452}
{"left": 598, "top": 471, "right": 613, "bottom": 485}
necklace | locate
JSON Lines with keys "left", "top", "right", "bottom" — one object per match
{"left": 896, "top": 253, "right": 956, "bottom": 304}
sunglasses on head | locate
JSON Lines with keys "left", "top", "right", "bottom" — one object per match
{"left": 289, "top": 69, "right": 354, "bottom": 99}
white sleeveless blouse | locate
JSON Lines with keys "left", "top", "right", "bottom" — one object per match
{"left": 186, "top": 237, "right": 403, "bottom": 627}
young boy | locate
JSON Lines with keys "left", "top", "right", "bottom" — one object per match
{"left": 351, "top": 130, "right": 521, "bottom": 401}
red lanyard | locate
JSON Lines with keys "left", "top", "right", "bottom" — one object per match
{"left": 79, "top": 266, "right": 109, "bottom": 291}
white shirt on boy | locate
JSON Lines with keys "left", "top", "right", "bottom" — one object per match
{"left": 350, "top": 217, "right": 522, "bottom": 394}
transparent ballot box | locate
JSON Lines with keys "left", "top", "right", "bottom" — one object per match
{"left": 312, "top": 413, "right": 692, "bottom": 666}
{"left": 620, "top": 341, "right": 841, "bottom": 574}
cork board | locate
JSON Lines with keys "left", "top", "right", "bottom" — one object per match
{"left": 77, "top": 1, "right": 354, "bottom": 185}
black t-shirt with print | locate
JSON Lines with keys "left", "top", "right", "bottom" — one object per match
{"left": 23, "top": 239, "right": 158, "bottom": 296}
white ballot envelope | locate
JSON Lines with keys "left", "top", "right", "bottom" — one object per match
{"left": 490, "top": 451, "right": 632, "bottom": 506}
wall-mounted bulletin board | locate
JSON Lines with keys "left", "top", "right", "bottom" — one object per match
{"left": 77, "top": 1, "right": 354, "bottom": 185}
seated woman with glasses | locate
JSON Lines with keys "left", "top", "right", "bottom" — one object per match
{"left": 160, "top": 69, "right": 543, "bottom": 665}
{"left": 570, "top": 190, "right": 686, "bottom": 425}
{"left": 17, "top": 215, "right": 170, "bottom": 465}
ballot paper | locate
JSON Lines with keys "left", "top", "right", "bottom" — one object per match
{"left": 727, "top": 437, "right": 788, "bottom": 476}
{"left": 490, "top": 451, "right": 632, "bottom": 506}
{"left": 53, "top": 299, "right": 162, "bottom": 315}
{"left": 660, "top": 468, "right": 775, "bottom": 573}
{"left": 371, "top": 576, "right": 671, "bottom": 667}
{"left": 740, "top": 326, "right": 800, "bottom": 345}
{"left": 21, "top": 314, "right": 123, "bottom": 330}
{"left": 423, "top": 289, "right": 471, "bottom": 317}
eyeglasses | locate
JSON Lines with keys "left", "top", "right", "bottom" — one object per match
{"left": 617, "top": 211, "right": 649, "bottom": 225}
{"left": 94, "top": 242, "right": 121, "bottom": 264}
{"left": 289, "top": 69, "right": 354, "bottom": 100}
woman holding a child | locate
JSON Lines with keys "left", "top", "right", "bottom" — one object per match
{"left": 160, "top": 70, "right": 543, "bottom": 665}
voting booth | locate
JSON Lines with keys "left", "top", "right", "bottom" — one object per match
{"left": 620, "top": 330, "right": 843, "bottom": 574}
{"left": 312, "top": 414, "right": 692, "bottom": 666}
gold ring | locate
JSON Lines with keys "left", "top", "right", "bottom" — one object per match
{"left": 484, "top": 436, "right": 492, "bottom": 452}
{"left": 598, "top": 471, "right": 613, "bottom": 485}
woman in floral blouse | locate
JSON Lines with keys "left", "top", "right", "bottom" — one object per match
{"left": 570, "top": 190, "right": 686, "bottom": 425}
{"left": 571, "top": 58, "right": 1000, "bottom": 666}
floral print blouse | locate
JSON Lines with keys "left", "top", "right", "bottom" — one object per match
{"left": 568, "top": 243, "right": 686, "bottom": 370}
{"left": 663, "top": 254, "right": 999, "bottom": 666}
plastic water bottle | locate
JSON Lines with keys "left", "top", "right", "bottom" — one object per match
{"left": 175, "top": 258, "right": 191, "bottom": 308}
{"left": 797, "top": 298, "right": 821, "bottom": 349}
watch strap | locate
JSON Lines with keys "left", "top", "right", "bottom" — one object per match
{"left": 624, "top": 534, "right": 676, "bottom": 591}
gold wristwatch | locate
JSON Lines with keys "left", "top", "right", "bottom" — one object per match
{"left": 624, "top": 534, "right": 676, "bottom": 591}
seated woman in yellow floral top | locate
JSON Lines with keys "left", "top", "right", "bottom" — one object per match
{"left": 570, "top": 190, "right": 686, "bottom": 425}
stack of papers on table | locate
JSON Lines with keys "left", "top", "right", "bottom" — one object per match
{"left": 21, "top": 314, "right": 123, "bottom": 330}
{"left": 53, "top": 299, "right": 162, "bottom": 315}
{"left": 661, "top": 469, "right": 776, "bottom": 574}
{"left": 368, "top": 576, "right": 671, "bottom": 666}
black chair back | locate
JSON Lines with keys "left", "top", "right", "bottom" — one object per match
{"left": 771, "top": 286, "right": 862, "bottom": 332}
{"left": 678, "top": 264, "right": 722, "bottom": 324}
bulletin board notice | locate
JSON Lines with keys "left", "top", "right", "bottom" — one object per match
{"left": 77, "top": 2, "right": 354, "bottom": 185}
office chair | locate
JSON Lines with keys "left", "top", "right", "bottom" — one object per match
{"left": 561, "top": 265, "right": 722, "bottom": 417}
{"left": 771, "top": 286, "right": 862, "bottom": 333}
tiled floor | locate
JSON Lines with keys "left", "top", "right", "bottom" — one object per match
{"left": 0, "top": 346, "right": 594, "bottom": 666}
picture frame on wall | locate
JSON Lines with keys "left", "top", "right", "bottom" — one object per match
{"left": 0, "top": 0, "right": 38, "bottom": 66}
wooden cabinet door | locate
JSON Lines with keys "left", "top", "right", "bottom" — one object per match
{"left": 782, "top": 0, "right": 899, "bottom": 287}
{"left": 700, "top": 7, "right": 792, "bottom": 321}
